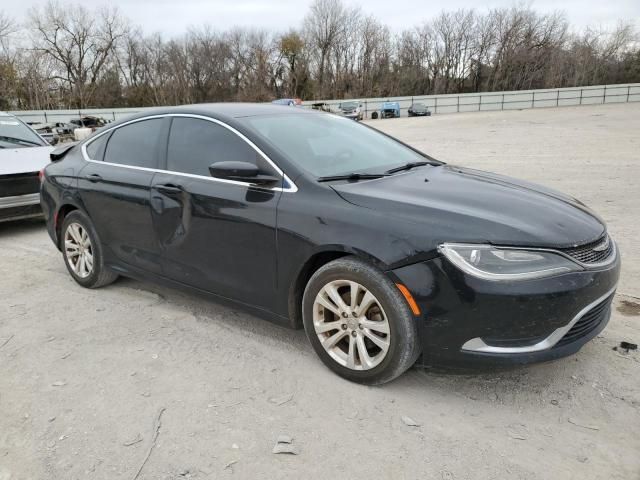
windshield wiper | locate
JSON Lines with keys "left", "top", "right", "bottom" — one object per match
{"left": 385, "top": 161, "right": 432, "bottom": 174}
{"left": 0, "top": 135, "right": 42, "bottom": 147}
{"left": 317, "top": 173, "right": 390, "bottom": 183}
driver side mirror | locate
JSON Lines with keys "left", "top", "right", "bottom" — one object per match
{"left": 209, "top": 161, "right": 280, "bottom": 186}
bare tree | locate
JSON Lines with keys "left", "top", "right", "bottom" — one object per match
{"left": 28, "top": 1, "right": 128, "bottom": 107}
{"left": 0, "top": 11, "right": 16, "bottom": 52}
{"left": 0, "top": 1, "right": 637, "bottom": 108}
{"left": 304, "top": 0, "right": 352, "bottom": 98}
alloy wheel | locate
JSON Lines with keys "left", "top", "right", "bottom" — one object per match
{"left": 312, "top": 280, "right": 391, "bottom": 370}
{"left": 64, "top": 222, "right": 94, "bottom": 279}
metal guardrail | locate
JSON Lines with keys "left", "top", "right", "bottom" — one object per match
{"left": 303, "top": 83, "right": 640, "bottom": 119}
{"left": 9, "top": 83, "right": 640, "bottom": 124}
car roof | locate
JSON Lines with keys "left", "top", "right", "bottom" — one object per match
{"left": 107, "top": 103, "right": 317, "bottom": 130}
{"left": 135, "top": 103, "right": 314, "bottom": 120}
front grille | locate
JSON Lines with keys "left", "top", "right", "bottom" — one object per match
{"left": 560, "top": 235, "right": 614, "bottom": 265}
{"left": 0, "top": 172, "right": 40, "bottom": 198}
{"left": 555, "top": 294, "right": 613, "bottom": 347}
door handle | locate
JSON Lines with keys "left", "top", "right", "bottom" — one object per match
{"left": 155, "top": 184, "right": 183, "bottom": 194}
{"left": 86, "top": 174, "right": 102, "bottom": 183}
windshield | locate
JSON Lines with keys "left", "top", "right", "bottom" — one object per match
{"left": 244, "top": 113, "right": 428, "bottom": 177}
{"left": 339, "top": 102, "right": 358, "bottom": 110}
{"left": 0, "top": 117, "right": 47, "bottom": 148}
{"left": 413, "top": 103, "right": 426, "bottom": 111}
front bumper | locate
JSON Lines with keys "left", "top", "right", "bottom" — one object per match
{"left": 390, "top": 246, "right": 620, "bottom": 369}
{"left": 342, "top": 112, "right": 361, "bottom": 120}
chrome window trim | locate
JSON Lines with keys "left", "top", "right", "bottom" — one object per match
{"left": 461, "top": 285, "right": 617, "bottom": 354}
{"left": 80, "top": 113, "right": 298, "bottom": 193}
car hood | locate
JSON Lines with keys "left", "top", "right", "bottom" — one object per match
{"left": 331, "top": 165, "right": 605, "bottom": 248}
{"left": 0, "top": 146, "right": 53, "bottom": 176}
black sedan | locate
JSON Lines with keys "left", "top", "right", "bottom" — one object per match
{"left": 40, "top": 104, "right": 620, "bottom": 384}
{"left": 408, "top": 103, "right": 431, "bottom": 117}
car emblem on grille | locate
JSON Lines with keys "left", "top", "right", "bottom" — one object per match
{"left": 592, "top": 236, "right": 610, "bottom": 252}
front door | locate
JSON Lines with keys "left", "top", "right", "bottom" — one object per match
{"left": 150, "top": 116, "right": 283, "bottom": 309}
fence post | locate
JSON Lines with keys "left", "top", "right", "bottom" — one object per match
{"left": 364, "top": 99, "right": 368, "bottom": 119}
{"left": 44, "top": 111, "right": 48, "bottom": 123}
{"left": 112, "top": 112, "right": 116, "bottom": 121}
{"left": 627, "top": 86, "right": 631, "bottom": 103}
{"left": 457, "top": 94, "right": 460, "bottom": 113}
{"left": 556, "top": 90, "right": 560, "bottom": 107}
{"left": 478, "top": 95, "right": 482, "bottom": 111}
{"left": 603, "top": 85, "right": 607, "bottom": 104}
{"left": 434, "top": 97, "right": 438, "bottom": 114}
{"left": 531, "top": 91, "right": 535, "bottom": 108}
{"left": 501, "top": 94, "right": 504, "bottom": 110}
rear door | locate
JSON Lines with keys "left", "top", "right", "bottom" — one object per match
{"left": 150, "top": 116, "right": 283, "bottom": 309}
{"left": 78, "top": 117, "right": 168, "bottom": 273}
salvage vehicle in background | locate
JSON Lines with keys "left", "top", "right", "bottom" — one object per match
{"left": 272, "top": 98, "right": 303, "bottom": 106}
{"left": 337, "top": 101, "right": 363, "bottom": 121}
{"left": 0, "top": 111, "right": 53, "bottom": 222}
{"left": 31, "top": 123, "right": 60, "bottom": 145}
{"left": 311, "top": 102, "right": 333, "bottom": 113}
{"left": 70, "top": 116, "right": 108, "bottom": 131}
{"left": 41, "top": 104, "right": 619, "bottom": 385}
{"left": 52, "top": 122, "right": 76, "bottom": 136}
{"left": 371, "top": 101, "right": 400, "bottom": 119}
{"left": 408, "top": 103, "right": 432, "bottom": 117}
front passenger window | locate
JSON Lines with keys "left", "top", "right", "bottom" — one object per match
{"left": 103, "top": 118, "right": 163, "bottom": 169}
{"left": 167, "top": 117, "right": 272, "bottom": 177}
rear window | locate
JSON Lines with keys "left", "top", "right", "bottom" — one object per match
{"left": 103, "top": 119, "right": 163, "bottom": 169}
{"left": 85, "top": 133, "right": 110, "bottom": 161}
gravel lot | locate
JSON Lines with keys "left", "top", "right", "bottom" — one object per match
{"left": 1, "top": 103, "right": 639, "bottom": 480}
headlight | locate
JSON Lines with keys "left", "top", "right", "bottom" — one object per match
{"left": 438, "top": 243, "right": 582, "bottom": 281}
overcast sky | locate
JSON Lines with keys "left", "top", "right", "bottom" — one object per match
{"left": 4, "top": 0, "right": 640, "bottom": 36}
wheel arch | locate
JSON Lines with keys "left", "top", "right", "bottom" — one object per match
{"left": 54, "top": 202, "right": 83, "bottom": 250}
{"left": 287, "top": 245, "right": 389, "bottom": 328}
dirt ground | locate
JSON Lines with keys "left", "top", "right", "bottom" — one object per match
{"left": 1, "top": 103, "right": 639, "bottom": 480}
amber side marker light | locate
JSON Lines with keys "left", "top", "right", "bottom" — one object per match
{"left": 395, "top": 284, "right": 421, "bottom": 316}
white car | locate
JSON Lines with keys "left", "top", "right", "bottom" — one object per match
{"left": 0, "top": 112, "right": 54, "bottom": 223}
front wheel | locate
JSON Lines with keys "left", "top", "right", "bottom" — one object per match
{"left": 302, "top": 257, "right": 421, "bottom": 385}
{"left": 61, "top": 210, "right": 118, "bottom": 288}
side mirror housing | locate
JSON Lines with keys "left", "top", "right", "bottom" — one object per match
{"left": 209, "top": 161, "right": 280, "bottom": 186}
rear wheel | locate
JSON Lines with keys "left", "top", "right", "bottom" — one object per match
{"left": 302, "top": 257, "right": 421, "bottom": 384}
{"left": 61, "top": 210, "right": 118, "bottom": 288}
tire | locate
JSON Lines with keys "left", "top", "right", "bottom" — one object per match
{"left": 302, "top": 256, "right": 421, "bottom": 385}
{"left": 61, "top": 210, "right": 118, "bottom": 288}
{"left": 371, "top": 111, "right": 378, "bottom": 120}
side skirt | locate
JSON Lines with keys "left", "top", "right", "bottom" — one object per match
{"left": 106, "top": 259, "right": 293, "bottom": 328}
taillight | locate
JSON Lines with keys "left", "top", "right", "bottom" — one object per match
{"left": 39, "top": 168, "right": 45, "bottom": 183}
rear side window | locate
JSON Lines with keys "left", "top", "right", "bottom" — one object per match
{"left": 85, "top": 133, "right": 110, "bottom": 161}
{"left": 104, "top": 119, "right": 163, "bottom": 169}
{"left": 167, "top": 117, "right": 270, "bottom": 177}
